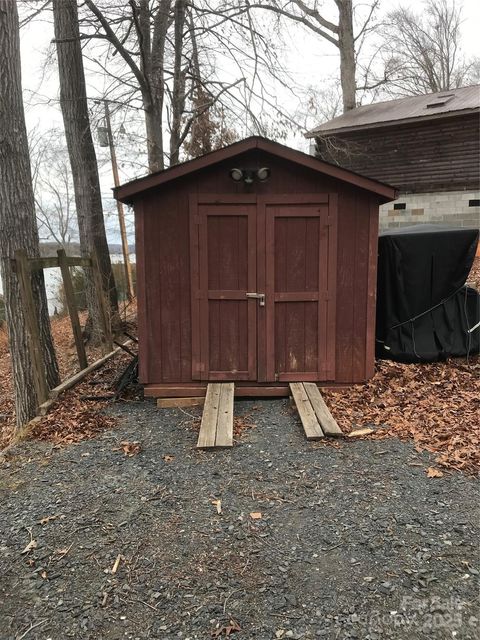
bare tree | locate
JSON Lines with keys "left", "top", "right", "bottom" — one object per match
{"left": 82, "top": 0, "right": 171, "bottom": 172}
{"left": 247, "top": 0, "right": 380, "bottom": 112}
{"left": 77, "top": 1, "right": 297, "bottom": 170}
{"left": 169, "top": 0, "right": 187, "bottom": 165}
{"left": 295, "top": 83, "right": 343, "bottom": 133}
{"left": 380, "top": 0, "right": 479, "bottom": 96}
{"left": 52, "top": 0, "right": 120, "bottom": 341}
{"left": 0, "top": 0, "right": 60, "bottom": 427}
{"left": 29, "top": 129, "right": 77, "bottom": 251}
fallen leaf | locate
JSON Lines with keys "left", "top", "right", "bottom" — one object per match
{"left": 426, "top": 467, "right": 444, "bottom": 478}
{"left": 55, "top": 545, "right": 73, "bottom": 559}
{"left": 211, "top": 620, "right": 241, "bottom": 637}
{"left": 211, "top": 499, "right": 222, "bottom": 514}
{"left": 163, "top": 455, "right": 174, "bottom": 463}
{"left": 250, "top": 512, "right": 262, "bottom": 520}
{"left": 118, "top": 441, "right": 141, "bottom": 456}
{"left": 38, "top": 514, "right": 61, "bottom": 525}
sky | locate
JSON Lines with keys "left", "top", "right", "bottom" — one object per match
{"left": 16, "top": 0, "right": 480, "bottom": 247}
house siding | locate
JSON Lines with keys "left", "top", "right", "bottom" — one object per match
{"left": 315, "top": 113, "right": 480, "bottom": 194}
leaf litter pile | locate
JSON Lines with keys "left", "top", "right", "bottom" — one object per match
{"left": 321, "top": 257, "right": 480, "bottom": 475}
{"left": 323, "top": 355, "right": 479, "bottom": 474}
{"left": 0, "top": 307, "right": 137, "bottom": 449}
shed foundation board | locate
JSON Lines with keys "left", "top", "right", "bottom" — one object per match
{"left": 144, "top": 382, "right": 353, "bottom": 398}
{"left": 157, "top": 397, "right": 205, "bottom": 408}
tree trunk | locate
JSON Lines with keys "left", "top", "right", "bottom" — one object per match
{"left": 142, "top": 0, "right": 171, "bottom": 171}
{"left": 170, "top": 0, "right": 187, "bottom": 166}
{"left": 144, "top": 94, "right": 165, "bottom": 171}
{"left": 0, "top": 0, "right": 60, "bottom": 427}
{"left": 336, "top": 0, "right": 356, "bottom": 112}
{"left": 52, "top": 0, "right": 120, "bottom": 340}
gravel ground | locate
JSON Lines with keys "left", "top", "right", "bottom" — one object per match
{"left": 1, "top": 398, "right": 479, "bottom": 640}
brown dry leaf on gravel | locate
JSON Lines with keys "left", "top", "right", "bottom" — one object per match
{"left": 211, "top": 620, "right": 241, "bottom": 637}
{"left": 426, "top": 467, "right": 444, "bottom": 478}
{"left": 233, "top": 414, "right": 256, "bottom": 439}
{"left": 118, "top": 441, "right": 142, "bottom": 456}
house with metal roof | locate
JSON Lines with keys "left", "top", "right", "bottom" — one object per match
{"left": 306, "top": 85, "right": 480, "bottom": 232}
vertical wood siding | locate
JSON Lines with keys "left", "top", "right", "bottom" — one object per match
{"left": 135, "top": 149, "right": 380, "bottom": 385}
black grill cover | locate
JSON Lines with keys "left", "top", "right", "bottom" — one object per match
{"left": 376, "top": 225, "right": 480, "bottom": 362}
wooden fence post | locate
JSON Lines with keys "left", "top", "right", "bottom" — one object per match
{"left": 14, "top": 249, "right": 49, "bottom": 405}
{"left": 57, "top": 249, "right": 88, "bottom": 370}
{"left": 91, "top": 252, "right": 113, "bottom": 354}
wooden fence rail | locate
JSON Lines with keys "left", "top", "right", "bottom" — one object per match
{"left": 13, "top": 250, "right": 113, "bottom": 408}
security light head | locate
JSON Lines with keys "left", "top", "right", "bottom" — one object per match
{"left": 243, "top": 170, "right": 255, "bottom": 184}
{"left": 257, "top": 167, "right": 270, "bottom": 181}
{"left": 229, "top": 168, "right": 243, "bottom": 182}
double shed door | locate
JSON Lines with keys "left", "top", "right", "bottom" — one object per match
{"left": 190, "top": 194, "right": 337, "bottom": 382}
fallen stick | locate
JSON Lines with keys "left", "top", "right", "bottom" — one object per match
{"left": 111, "top": 554, "right": 122, "bottom": 574}
{"left": 37, "top": 339, "right": 133, "bottom": 416}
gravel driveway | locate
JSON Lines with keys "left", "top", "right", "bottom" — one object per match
{"left": 1, "top": 398, "right": 479, "bottom": 639}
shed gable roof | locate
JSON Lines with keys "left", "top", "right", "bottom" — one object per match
{"left": 306, "top": 85, "right": 480, "bottom": 137}
{"left": 114, "top": 136, "right": 397, "bottom": 204}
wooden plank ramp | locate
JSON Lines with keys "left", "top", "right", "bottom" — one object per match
{"left": 290, "top": 382, "right": 343, "bottom": 439}
{"left": 197, "top": 383, "right": 234, "bottom": 449}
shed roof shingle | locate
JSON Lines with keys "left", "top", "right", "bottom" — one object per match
{"left": 306, "top": 85, "right": 480, "bottom": 137}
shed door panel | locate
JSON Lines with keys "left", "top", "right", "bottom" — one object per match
{"left": 263, "top": 201, "right": 337, "bottom": 381}
{"left": 192, "top": 203, "right": 257, "bottom": 381}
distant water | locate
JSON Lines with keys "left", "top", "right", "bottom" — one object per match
{"left": 0, "top": 254, "right": 134, "bottom": 316}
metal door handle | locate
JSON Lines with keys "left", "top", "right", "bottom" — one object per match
{"left": 246, "top": 292, "right": 265, "bottom": 306}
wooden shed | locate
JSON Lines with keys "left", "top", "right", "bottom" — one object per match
{"left": 115, "top": 137, "right": 396, "bottom": 399}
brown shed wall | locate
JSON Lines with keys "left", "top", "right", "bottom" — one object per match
{"left": 134, "top": 149, "right": 381, "bottom": 389}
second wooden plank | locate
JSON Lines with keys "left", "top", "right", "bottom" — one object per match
{"left": 289, "top": 382, "right": 324, "bottom": 440}
{"left": 304, "top": 383, "right": 343, "bottom": 437}
{"left": 215, "top": 383, "right": 234, "bottom": 447}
